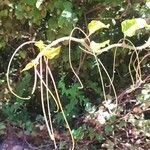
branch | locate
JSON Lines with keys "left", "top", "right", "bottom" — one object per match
{"left": 96, "top": 37, "right": 150, "bottom": 55}
{"left": 18, "top": 36, "right": 150, "bottom": 64}
{"left": 36, "top": 36, "right": 92, "bottom": 60}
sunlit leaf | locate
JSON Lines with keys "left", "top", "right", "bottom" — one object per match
{"left": 90, "top": 40, "right": 110, "bottom": 52}
{"left": 36, "top": 0, "right": 44, "bottom": 10}
{"left": 35, "top": 40, "right": 61, "bottom": 59}
{"left": 58, "top": 9, "right": 72, "bottom": 27}
{"left": 43, "top": 46, "right": 61, "bottom": 59}
{"left": 21, "top": 59, "right": 38, "bottom": 72}
{"left": 88, "top": 20, "right": 110, "bottom": 35}
{"left": 121, "top": 18, "right": 147, "bottom": 37}
{"left": 35, "top": 40, "right": 45, "bottom": 51}
{"left": 61, "top": 10, "right": 72, "bottom": 19}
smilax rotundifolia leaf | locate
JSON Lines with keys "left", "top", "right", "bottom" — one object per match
{"left": 121, "top": 18, "right": 149, "bottom": 37}
{"left": 88, "top": 20, "right": 110, "bottom": 35}
{"left": 22, "top": 40, "right": 61, "bottom": 71}
{"left": 34, "top": 40, "right": 61, "bottom": 59}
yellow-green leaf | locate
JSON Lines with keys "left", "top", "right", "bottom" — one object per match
{"left": 43, "top": 46, "right": 61, "bottom": 59}
{"left": 21, "top": 60, "right": 38, "bottom": 72}
{"left": 35, "top": 41, "right": 61, "bottom": 59}
{"left": 121, "top": 18, "right": 147, "bottom": 37}
{"left": 88, "top": 20, "right": 110, "bottom": 35}
{"left": 90, "top": 40, "right": 110, "bottom": 52}
{"left": 35, "top": 40, "right": 45, "bottom": 51}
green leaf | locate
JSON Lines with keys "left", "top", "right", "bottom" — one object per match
{"left": 48, "top": 17, "right": 58, "bottom": 29}
{"left": 85, "top": 102, "right": 96, "bottom": 113}
{"left": 54, "top": 0, "right": 64, "bottom": 9}
{"left": 118, "top": 120, "right": 125, "bottom": 128}
{"left": 58, "top": 9, "right": 72, "bottom": 27}
{"left": 63, "top": 1, "right": 72, "bottom": 10}
{"left": 19, "top": 51, "right": 27, "bottom": 59}
{"left": 104, "top": 125, "right": 113, "bottom": 134}
{"left": 95, "top": 133, "right": 104, "bottom": 142}
{"left": 88, "top": 127, "right": 95, "bottom": 140}
{"left": 90, "top": 40, "right": 110, "bottom": 52}
{"left": 61, "top": 9, "right": 72, "bottom": 19}
{"left": 32, "top": 8, "right": 41, "bottom": 19}
{"left": 88, "top": 20, "right": 110, "bottom": 35}
{"left": 121, "top": 18, "right": 148, "bottom": 37}
{"left": 15, "top": 4, "right": 24, "bottom": 19}
{"left": 46, "top": 29, "right": 56, "bottom": 41}
{"left": 24, "top": 0, "right": 37, "bottom": 6}
{"left": 72, "top": 126, "right": 85, "bottom": 140}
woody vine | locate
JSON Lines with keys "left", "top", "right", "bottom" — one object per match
{"left": 6, "top": 19, "right": 150, "bottom": 150}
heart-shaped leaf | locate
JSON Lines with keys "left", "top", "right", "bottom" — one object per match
{"left": 121, "top": 18, "right": 148, "bottom": 37}
{"left": 35, "top": 41, "right": 61, "bottom": 59}
{"left": 88, "top": 20, "right": 110, "bottom": 35}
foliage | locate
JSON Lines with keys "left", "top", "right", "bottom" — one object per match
{"left": 2, "top": 73, "right": 29, "bottom": 118}
{"left": 1, "top": 72, "right": 34, "bottom": 135}
{"left": 56, "top": 76, "right": 89, "bottom": 124}
{"left": 88, "top": 20, "right": 110, "bottom": 35}
{"left": 121, "top": 18, "right": 150, "bottom": 37}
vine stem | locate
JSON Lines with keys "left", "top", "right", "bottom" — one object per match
{"left": 36, "top": 36, "right": 150, "bottom": 62}
{"left": 96, "top": 37, "right": 150, "bottom": 55}
{"left": 68, "top": 27, "right": 91, "bottom": 89}
{"left": 46, "top": 62, "right": 75, "bottom": 150}
{"left": 6, "top": 36, "right": 150, "bottom": 99}
{"left": 45, "top": 58, "right": 57, "bottom": 148}
{"left": 6, "top": 41, "right": 35, "bottom": 99}
{"left": 39, "top": 57, "right": 56, "bottom": 143}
